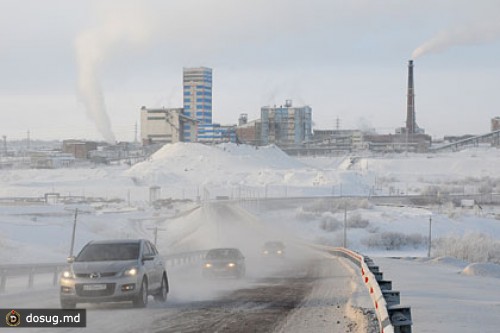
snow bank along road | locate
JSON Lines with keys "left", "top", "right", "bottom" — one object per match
{"left": 0, "top": 203, "right": 376, "bottom": 332}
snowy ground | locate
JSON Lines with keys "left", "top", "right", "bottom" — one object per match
{"left": 1, "top": 142, "right": 500, "bottom": 332}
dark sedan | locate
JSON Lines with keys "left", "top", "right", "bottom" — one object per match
{"left": 202, "top": 248, "right": 245, "bottom": 279}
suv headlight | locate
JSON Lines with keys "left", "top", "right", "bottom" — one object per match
{"left": 204, "top": 263, "right": 212, "bottom": 268}
{"left": 227, "top": 263, "right": 236, "bottom": 268}
{"left": 123, "top": 267, "right": 138, "bottom": 277}
{"left": 61, "top": 269, "right": 75, "bottom": 279}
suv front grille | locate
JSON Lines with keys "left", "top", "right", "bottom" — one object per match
{"left": 75, "top": 272, "right": 117, "bottom": 278}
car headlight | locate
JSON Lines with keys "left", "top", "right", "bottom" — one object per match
{"left": 123, "top": 267, "right": 138, "bottom": 277}
{"left": 227, "top": 263, "right": 236, "bottom": 268}
{"left": 204, "top": 263, "right": 212, "bottom": 268}
{"left": 62, "top": 270, "right": 75, "bottom": 279}
{"left": 277, "top": 250, "right": 282, "bottom": 254}
{"left": 263, "top": 250, "right": 269, "bottom": 254}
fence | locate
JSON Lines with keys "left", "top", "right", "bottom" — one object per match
{"left": 0, "top": 250, "right": 207, "bottom": 293}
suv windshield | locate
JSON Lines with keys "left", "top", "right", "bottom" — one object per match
{"left": 206, "top": 249, "right": 240, "bottom": 259}
{"left": 76, "top": 243, "right": 140, "bottom": 262}
{"left": 264, "top": 242, "right": 284, "bottom": 249}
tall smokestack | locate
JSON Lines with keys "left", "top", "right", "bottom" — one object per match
{"left": 406, "top": 60, "right": 416, "bottom": 134}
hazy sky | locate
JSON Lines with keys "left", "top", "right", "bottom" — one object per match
{"left": 1, "top": 0, "right": 500, "bottom": 142}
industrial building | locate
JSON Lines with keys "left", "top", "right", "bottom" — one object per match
{"left": 140, "top": 107, "right": 196, "bottom": 145}
{"left": 492, "top": 117, "right": 500, "bottom": 132}
{"left": 198, "top": 123, "right": 236, "bottom": 144}
{"left": 183, "top": 67, "right": 213, "bottom": 142}
{"left": 260, "top": 100, "right": 312, "bottom": 146}
{"left": 62, "top": 140, "right": 98, "bottom": 159}
{"left": 236, "top": 116, "right": 262, "bottom": 146}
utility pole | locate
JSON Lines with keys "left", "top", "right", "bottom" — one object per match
{"left": 427, "top": 215, "right": 432, "bottom": 258}
{"left": 69, "top": 209, "right": 78, "bottom": 258}
{"left": 134, "top": 122, "right": 138, "bottom": 143}
{"left": 147, "top": 226, "right": 165, "bottom": 246}
{"left": 343, "top": 206, "right": 347, "bottom": 248}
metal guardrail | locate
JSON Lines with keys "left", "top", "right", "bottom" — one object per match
{"left": 0, "top": 250, "right": 207, "bottom": 293}
{"left": 310, "top": 245, "right": 412, "bottom": 333}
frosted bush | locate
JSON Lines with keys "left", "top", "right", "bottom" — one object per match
{"left": 319, "top": 214, "right": 342, "bottom": 232}
{"left": 434, "top": 233, "right": 500, "bottom": 264}
{"left": 347, "top": 213, "right": 370, "bottom": 229}
{"left": 362, "top": 232, "right": 425, "bottom": 250}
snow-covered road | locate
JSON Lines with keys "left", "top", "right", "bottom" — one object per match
{"left": 0, "top": 202, "right": 376, "bottom": 332}
{"left": 0, "top": 255, "right": 374, "bottom": 332}
{"left": 376, "top": 257, "right": 500, "bottom": 333}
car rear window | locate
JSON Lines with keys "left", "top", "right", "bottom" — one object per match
{"left": 76, "top": 243, "right": 140, "bottom": 261}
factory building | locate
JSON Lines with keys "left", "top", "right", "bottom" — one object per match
{"left": 140, "top": 107, "right": 196, "bottom": 145}
{"left": 183, "top": 67, "right": 213, "bottom": 142}
{"left": 236, "top": 118, "right": 262, "bottom": 146}
{"left": 197, "top": 123, "right": 236, "bottom": 144}
{"left": 62, "top": 140, "right": 98, "bottom": 159}
{"left": 260, "top": 100, "right": 312, "bottom": 146}
{"left": 491, "top": 117, "right": 500, "bottom": 132}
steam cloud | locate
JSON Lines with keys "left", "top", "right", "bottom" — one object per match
{"left": 412, "top": 20, "right": 500, "bottom": 59}
{"left": 75, "top": 7, "right": 151, "bottom": 143}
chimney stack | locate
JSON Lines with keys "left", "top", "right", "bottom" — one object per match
{"left": 406, "top": 60, "right": 416, "bottom": 134}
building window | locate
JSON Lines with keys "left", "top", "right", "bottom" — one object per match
{"left": 184, "top": 91, "right": 191, "bottom": 96}
{"left": 184, "top": 98, "right": 191, "bottom": 103}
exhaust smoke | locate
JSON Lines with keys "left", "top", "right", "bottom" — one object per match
{"left": 412, "top": 20, "right": 500, "bottom": 59}
{"left": 75, "top": 6, "right": 152, "bottom": 143}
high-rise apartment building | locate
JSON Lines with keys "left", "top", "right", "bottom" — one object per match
{"left": 182, "top": 67, "right": 213, "bottom": 142}
{"left": 260, "top": 100, "right": 312, "bottom": 146}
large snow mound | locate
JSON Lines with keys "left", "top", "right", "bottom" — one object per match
{"left": 462, "top": 263, "right": 500, "bottom": 279}
{"left": 125, "top": 143, "right": 361, "bottom": 195}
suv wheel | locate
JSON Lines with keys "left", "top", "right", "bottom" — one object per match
{"left": 154, "top": 274, "right": 168, "bottom": 303}
{"left": 133, "top": 278, "right": 148, "bottom": 308}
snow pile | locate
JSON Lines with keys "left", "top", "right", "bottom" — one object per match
{"left": 125, "top": 143, "right": 369, "bottom": 197}
{"left": 430, "top": 256, "right": 469, "bottom": 269}
{"left": 126, "top": 143, "right": 304, "bottom": 186}
{"left": 462, "top": 263, "right": 500, "bottom": 279}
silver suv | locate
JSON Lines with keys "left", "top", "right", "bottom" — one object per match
{"left": 60, "top": 239, "right": 168, "bottom": 309}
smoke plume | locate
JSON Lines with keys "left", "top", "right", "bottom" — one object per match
{"left": 412, "top": 20, "right": 500, "bottom": 59}
{"left": 75, "top": 6, "right": 151, "bottom": 143}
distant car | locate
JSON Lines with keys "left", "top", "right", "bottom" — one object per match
{"left": 59, "top": 239, "right": 168, "bottom": 309}
{"left": 202, "top": 248, "right": 245, "bottom": 278}
{"left": 262, "top": 241, "right": 285, "bottom": 257}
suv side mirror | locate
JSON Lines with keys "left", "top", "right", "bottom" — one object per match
{"left": 67, "top": 256, "right": 75, "bottom": 264}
